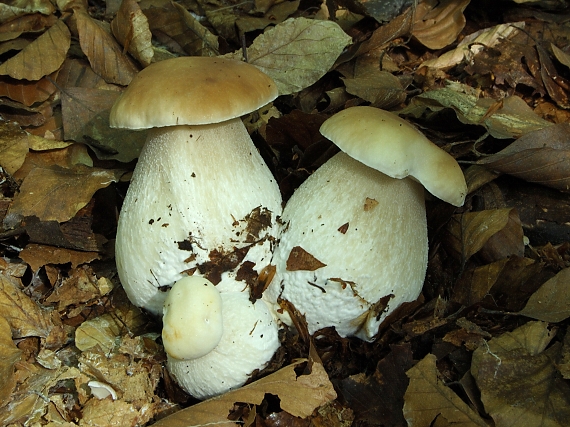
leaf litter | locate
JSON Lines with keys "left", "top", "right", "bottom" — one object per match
{"left": 0, "top": 0, "right": 569, "bottom": 426}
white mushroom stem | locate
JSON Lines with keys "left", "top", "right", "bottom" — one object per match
{"left": 265, "top": 152, "right": 428, "bottom": 341}
{"left": 166, "top": 290, "right": 280, "bottom": 399}
{"left": 116, "top": 118, "right": 282, "bottom": 315}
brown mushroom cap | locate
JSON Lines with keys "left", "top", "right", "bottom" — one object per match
{"left": 110, "top": 57, "right": 278, "bottom": 130}
{"left": 320, "top": 106, "right": 467, "bottom": 207}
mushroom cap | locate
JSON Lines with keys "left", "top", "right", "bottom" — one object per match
{"left": 162, "top": 276, "right": 223, "bottom": 360}
{"left": 109, "top": 57, "right": 278, "bottom": 130}
{"left": 319, "top": 106, "right": 467, "bottom": 207}
{"left": 166, "top": 292, "right": 280, "bottom": 399}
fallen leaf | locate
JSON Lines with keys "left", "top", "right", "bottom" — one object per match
{"left": 0, "top": 74, "right": 57, "bottom": 107}
{"left": 477, "top": 123, "right": 570, "bottom": 192}
{"left": 19, "top": 244, "right": 99, "bottom": 271}
{"left": 400, "top": 81, "right": 552, "bottom": 138}
{"left": 445, "top": 208, "right": 515, "bottom": 264}
{"left": 0, "top": 19, "right": 70, "bottom": 81}
{"left": 286, "top": 246, "right": 327, "bottom": 271}
{"left": 412, "top": 0, "right": 470, "bottom": 50}
{"left": 471, "top": 321, "right": 570, "bottom": 427}
{"left": 403, "top": 353, "right": 487, "bottom": 426}
{"left": 0, "top": 272, "right": 64, "bottom": 344}
{"left": 8, "top": 163, "right": 122, "bottom": 223}
{"left": 224, "top": 17, "right": 352, "bottom": 95}
{"left": 0, "top": 2, "right": 55, "bottom": 25}
{"left": 111, "top": 0, "right": 154, "bottom": 67}
{"left": 75, "top": 8, "right": 139, "bottom": 85}
{"left": 342, "top": 70, "right": 406, "bottom": 109}
{"left": 338, "top": 344, "right": 413, "bottom": 426}
{"left": 519, "top": 267, "right": 570, "bottom": 322}
{"left": 0, "top": 316, "right": 22, "bottom": 408}
{"left": 153, "top": 359, "right": 336, "bottom": 426}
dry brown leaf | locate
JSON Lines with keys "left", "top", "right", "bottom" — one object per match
{"left": 8, "top": 161, "right": 122, "bottom": 223}
{"left": 0, "top": 74, "right": 57, "bottom": 106}
{"left": 153, "top": 359, "right": 336, "bottom": 426}
{"left": 75, "top": 9, "right": 139, "bottom": 86}
{"left": 0, "top": 12, "right": 57, "bottom": 38}
{"left": 445, "top": 208, "right": 514, "bottom": 264}
{"left": 412, "top": 0, "right": 470, "bottom": 50}
{"left": 0, "top": 19, "right": 70, "bottom": 81}
{"left": 478, "top": 123, "right": 570, "bottom": 192}
{"left": 144, "top": 2, "right": 219, "bottom": 57}
{"left": 79, "top": 398, "right": 146, "bottom": 426}
{"left": 471, "top": 321, "right": 570, "bottom": 427}
{"left": 342, "top": 71, "right": 406, "bottom": 109}
{"left": 0, "top": 316, "right": 22, "bottom": 408}
{"left": 403, "top": 353, "right": 487, "bottom": 426}
{"left": 57, "top": 58, "right": 115, "bottom": 90}
{"left": 286, "top": 246, "right": 327, "bottom": 271}
{"left": 519, "top": 267, "right": 570, "bottom": 322}
{"left": 20, "top": 243, "right": 99, "bottom": 272}
{"left": 0, "top": 1, "right": 55, "bottom": 25}
{"left": 0, "top": 120, "right": 29, "bottom": 175}
{"left": 0, "top": 272, "right": 57, "bottom": 341}
{"left": 111, "top": 0, "right": 154, "bottom": 67}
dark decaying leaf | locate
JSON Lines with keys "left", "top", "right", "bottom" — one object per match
{"left": 337, "top": 344, "right": 413, "bottom": 426}
{"left": 471, "top": 321, "right": 570, "bottom": 427}
{"left": 478, "top": 123, "right": 570, "bottom": 192}
{"left": 519, "top": 267, "right": 570, "bottom": 323}
{"left": 403, "top": 353, "right": 488, "bottom": 426}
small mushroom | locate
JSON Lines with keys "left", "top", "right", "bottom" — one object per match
{"left": 111, "top": 57, "right": 282, "bottom": 315}
{"left": 266, "top": 106, "right": 467, "bottom": 341}
{"left": 164, "top": 276, "right": 279, "bottom": 399}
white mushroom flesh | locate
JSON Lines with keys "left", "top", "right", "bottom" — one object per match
{"left": 115, "top": 119, "right": 282, "bottom": 314}
{"left": 266, "top": 152, "right": 428, "bottom": 340}
{"left": 166, "top": 291, "right": 280, "bottom": 399}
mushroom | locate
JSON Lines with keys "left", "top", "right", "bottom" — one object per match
{"left": 265, "top": 106, "right": 467, "bottom": 341}
{"left": 163, "top": 276, "right": 280, "bottom": 399}
{"left": 110, "top": 57, "right": 282, "bottom": 315}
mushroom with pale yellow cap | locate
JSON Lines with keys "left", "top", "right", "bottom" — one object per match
{"left": 265, "top": 106, "right": 467, "bottom": 341}
{"left": 110, "top": 57, "right": 283, "bottom": 315}
{"left": 163, "top": 276, "right": 280, "bottom": 399}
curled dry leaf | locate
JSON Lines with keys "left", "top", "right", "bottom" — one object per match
{"left": 7, "top": 163, "right": 123, "bottom": 223}
{"left": 478, "top": 123, "right": 570, "bottom": 192}
{"left": 519, "top": 267, "right": 570, "bottom": 323}
{"left": 403, "top": 353, "right": 487, "bottom": 427}
{"left": 144, "top": 2, "right": 219, "bottom": 57}
{"left": 0, "top": 74, "right": 57, "bottom": 106}
{"left": 0, "top": 315, "right": 22, "bottom": 408}
{"left": 111, "top": 0, "right": 154, "bottom": 67}
{"left": 471, "top": 321, "right": 570, "bottom": 427}
{"left": 153, "top": 358, "right": 336, "bottom": 426}
{"left": 0, "top": 1, "right": 55, "bottom": 25}
{"left": 75, "top": 9, "right": 139, "bottom": 86}
{"left": 0, "top": 272, "right": 63, "bottom": 343}
{"left": 224, "top": 17, "right": 352, "bottom": 95}
{"left": 342, "top": 70, "right": 406, "bottom": 109}
{"left": 412, "top": 0, "right": 470, "bottom": 50}
{"left": 445, "top": 208, "right": 515, "bottom": 264}
{"left": 0, "top": 19, "right": 70, "bottom": 81}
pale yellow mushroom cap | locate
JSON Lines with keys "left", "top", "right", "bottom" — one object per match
{"left": 162, "top": 276, "right": 223, "bottom": 360}
{"left": 319, "top": 106, "right": 467, "bottom": 206}
{"left": 110, "top": 57, "right": 278, "bottom": 130}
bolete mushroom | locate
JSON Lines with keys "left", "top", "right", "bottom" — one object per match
{"left": 163, "top": 276, "right": 280, "bottom": 399}
{"left": 265, "top": 106, "right": 467, "bottom": 341}
{"left": 110, "top": 57, "right": 282, "bottom": 315}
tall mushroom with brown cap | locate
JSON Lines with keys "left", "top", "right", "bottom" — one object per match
{"left": 265, "top": 106, "right": 467, "bottom": 341}
{"left": 111, "top": 57, "right": 282, "bottom": 315}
